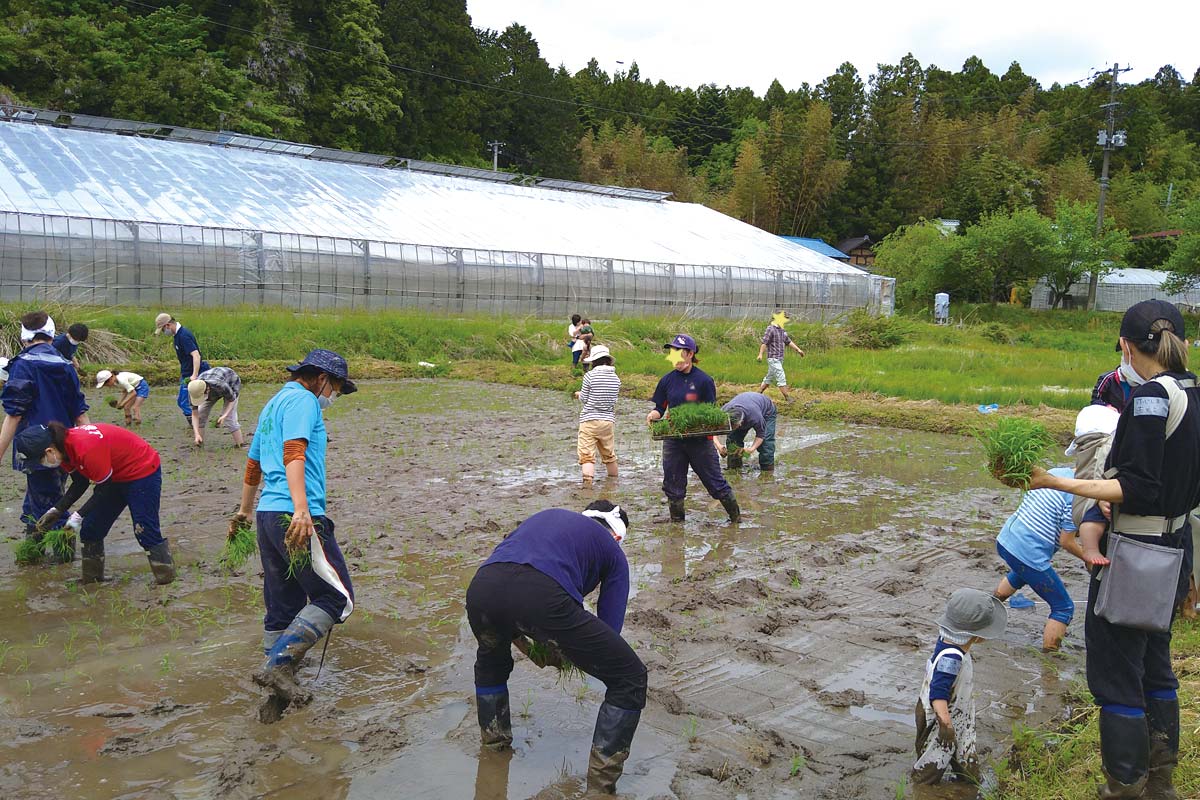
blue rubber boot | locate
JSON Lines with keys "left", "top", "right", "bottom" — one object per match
{"left": 253, "top": 605, "right": 333, "bottom": 716}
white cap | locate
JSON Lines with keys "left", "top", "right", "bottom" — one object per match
{"left": 1065, "top": 404, "right": 1121, "bottom": 456}
{"left": 95, "top": 369, "right": 113, "bottom": 388}
{"left": 19, "top": 314, "right": 55, "bottom": 342}
{"left": 582, "top": 506, "right": 627, "bottom": 542}
{"left": 583, "top": 344, "right": 612, "bottom": 363}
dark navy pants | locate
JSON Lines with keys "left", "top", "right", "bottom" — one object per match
{"left": 727, "top": 410, "right": 778, "bottom": 470}
{"left": 662, "top": 437, "right": 732, "bottom": 502}
{"left": 257, "top": 511, "right": 355, "bottom": 631}
{"left": 1085, "top": 527, "right": 1190, "bottom": 709}
{"left": 79, "top": 467, "right": 164, "bottom": 550}
{"left": 22, "top": 468, "right": 66, "bottom": 529}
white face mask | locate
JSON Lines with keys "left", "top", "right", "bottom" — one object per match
{"left": 67, "top": 336, "right": 79, "bottom": 346}
{"left": 41, "top": 450, "right": 63, "bottom": 469}
{"left": 315, "top": 376, "right": 339, "bottom": 411}
{"left": 1119, "top": 350, "right": 1146, "bottom": 386}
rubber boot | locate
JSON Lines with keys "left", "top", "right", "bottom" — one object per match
{"left": 1144, "top": 696, "right": 1180, "bottom": 799}
{"left": 254, "top": 604, "right": 334, "bottom": 716}
{"left": 80, "top": 540, "right": 106, "bottom": 584}
{"left": 1098, "top": 709, "right": 1149, "bottom": 799}
{"left": 476, "top": 687, "right": 513, "bottom": 750}
{"left": 146, "top": 541, "right": 176, "bottom": 585}
{"left": 669, "top": 499, "right": 686, "bottom": 522}
{"left": 726, "top": 454, "right": 744, "bottom": 470}
{"left": 720, "top": 493, "right": 741, "bottom": 523}
{"left": 586, "top": 702, "right": 641, "bottom": 795}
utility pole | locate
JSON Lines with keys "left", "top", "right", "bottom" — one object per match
{"left": 488, "top": 141, "right": 504, "bottom": 172}
{"left": 1086, "top": 62, "right": 1130, "bottom": 310}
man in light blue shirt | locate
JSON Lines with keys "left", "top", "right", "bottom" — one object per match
{"left": 992, "top": 467, "right": 1088, "bottom": 651}
{"left": 231, "top": 349, "right": 357, "bottom": 722}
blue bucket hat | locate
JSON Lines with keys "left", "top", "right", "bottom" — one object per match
{"left": 663, "top": 333, "right": 699, "bottom": 353}
{"left": 13, "top": 424, "right": 54, "bottom": 474}
{"left": 286, "top": 349, "right": 358, "bottom": 394}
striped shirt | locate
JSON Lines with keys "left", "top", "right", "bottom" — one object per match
{"left": 996, "top": 467, "right": 1076, "bottom": 571}
{"left": 197, "top": 366, "right": 241, "bottom": 403}
{"left": 761, "top": 324, "right": 791, "bottom": 359}
{"left": 579, "top": 365, "right": 620, "bottom": 423}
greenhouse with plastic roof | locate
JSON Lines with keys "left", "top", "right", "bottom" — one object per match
{"left": 0, "top": 108, "right": 893, "bottom": 318}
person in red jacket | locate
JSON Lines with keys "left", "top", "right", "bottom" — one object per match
{"left": 14, "top": 422, "right": 174, "bottom": 584}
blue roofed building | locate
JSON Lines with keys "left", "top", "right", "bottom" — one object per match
{"left": 779, "top": 236, "right": 851, "bottom": 263}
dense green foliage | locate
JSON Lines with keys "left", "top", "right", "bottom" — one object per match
{"left": 3, "top": 1, "right": 1198, "bottom": 255}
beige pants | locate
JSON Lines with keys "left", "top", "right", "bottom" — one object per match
{"left": 577, "top": 420, "right": 617, "bottom": 465}
{"left": 195, "top": 396, "right": 240, "bottom": 432}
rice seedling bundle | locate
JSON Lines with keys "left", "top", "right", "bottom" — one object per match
{"left": 43, "top": 527, "right": 76, "bottom": 561}
{"left": 520, "top": 636, "right": 584, "bottom": 682}
{"left": 650, "top": 403, "right": 732, "bottom": 438}
{"left": 13, "top": 537, "right": 44, "bottom": 565}
{"left": 980, "top": 417, "right": 1055, "bottom": 489}
{"left": 220, "top": 520, "right": 257, "bottom": 571}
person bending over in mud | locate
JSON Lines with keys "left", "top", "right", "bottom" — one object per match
{"left": 188, "top": 366, "right": 245, "bottom": 448}
{"left": 228, "top": 349, "right": 357, "bottom": 724}
{"left": 465, "top": 500, "right": 645, "bottom": 795}
{"left": 718, "top": 391, "right": 778, "bottom": 472}
{"left": 913, "top": 588, "right": 1006, "bottom": 787}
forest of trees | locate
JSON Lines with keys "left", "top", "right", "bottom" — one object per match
{"left": 2, "top": 0, "right": 1200, "bottom": 298}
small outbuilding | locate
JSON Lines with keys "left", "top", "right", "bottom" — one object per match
{"left": 836, "top": 236, "right": 875, "bottom": 268}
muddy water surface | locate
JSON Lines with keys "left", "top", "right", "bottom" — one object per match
{"left": 0, "top": 380, "right": 1085, "bottom": 799}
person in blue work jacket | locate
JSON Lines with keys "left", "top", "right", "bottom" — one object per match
{"left": 718, "top": 391, "right": 778, "bottom": 472}
{"left": 154, "top": 312, "right": 210, "bottom": 430}
{"left": 465, "top": 500, "right": 644, "bottom": 794}
{"left": 228, "top": 349, "right": 357, "bottom": 724}
{"left": 0, "top": 311, "right": 90, "bottom": 555}
{"left": 52, "top": 323, "right": 88, "bottom": 374}
{"left": 646, "top": 333, "right": 740, "bottom": 523}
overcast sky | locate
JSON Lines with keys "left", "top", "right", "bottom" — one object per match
{"left": 467, "top": 0, "right": 1199, "bottom": 94}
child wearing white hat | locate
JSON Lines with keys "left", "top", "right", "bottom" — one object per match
{"left": 574, "top": 345, "right": 620, "bottom": 486}
{"left": 96, "top": 369, "right": 150, "bottom": 426}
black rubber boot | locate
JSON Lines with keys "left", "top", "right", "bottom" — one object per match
{"left": 1098, "top": 709, "right": 1149, "bottom": 799}
{"left": 146, "top": 541, "right": 176, "bottom": 585}
{"left": 586, "top": 702, "right": 641, "bottom": 794}
{"left": 720, "top": 493, "right": 741, "bottom": 523}
{"left": 80, "top": 540, "right": 105, "bottom": 584}
{"left": 476, "top": 688, "right": 513, "bottom": 750}
{"left": 1144, "top": 696, "right": 1180, "bottom": 799}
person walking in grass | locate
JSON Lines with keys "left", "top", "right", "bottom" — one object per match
{"left": 189, "top": 366, "right": 245, "bottom": 448}
{"left": 568, "top": 314, "right": 584, "bottom": 367}
{"left": 647, "top": 333, "right": 740, "bottom": 523}
{"left": 757, "top": 310, "right": 805, "bottom": 402}
{"left": 465, "top": 500, "right": 644, "bottom": 794}
{"left": 52, "top": 323, "right": 88, "bottom": 374}
{"left": 718, "top": 391, "right": 777, "bottom": 472}
{"left": 0, "top": 312, "right": 89, "bottom": 553}
{"left": 228, "top": 349, "right": 357, "bottom": 723}
{"left": 16, "top": 421, "right": 175, "bottom": 584}
{"left": 95, "top": 369, "right": 149, "bottom": 426}
{"left": 154, "top": 312, "right": 210, "bottom": 431}
{"left": 575, "top": 345, "right": 620, "bottom": 486}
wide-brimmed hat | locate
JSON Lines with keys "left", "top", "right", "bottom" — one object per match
{"left": 286, "top": 348, "right": 358, "bottom": 394}
{"left": 583, "top": 344, "right": 612, "bottom": 363}
{"left": 187, "top": 379, "right": 209, "bottom": 406}
{"left": 154, "top": 312, "right": 173, "bottom": 335}
{"left": 13, "top": 424, "right": 54, "bottom": 474}
{"left": 94, "top": 369, "right": 114, "bottom": 389}
{"left": 937, "top": 587, "right": 1007, "bottom": 640}
{"left": 662, "top": 333, "right": 698, "bottom": 353}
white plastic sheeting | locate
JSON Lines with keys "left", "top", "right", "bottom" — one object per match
{"left": 0, "top": 121, "right": 892, "bottom": 317}
{"left": 1031, "top": 269, "right": 1200, "bottom": 312}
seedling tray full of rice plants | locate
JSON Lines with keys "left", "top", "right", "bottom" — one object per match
{"left": 650, "top": 403, "right": 734, "bottom": 440}
{"left": 979, "top": 416, "right": 1055, "bottom": 489}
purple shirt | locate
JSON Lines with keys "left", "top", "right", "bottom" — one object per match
{"left": 761, "top": 324, "right": 791, "bottom": 359}
{"left": 483, "top": 509, "right": 630, "bottom": 633}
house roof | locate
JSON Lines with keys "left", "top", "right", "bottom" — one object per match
{"left": 836, "top": 235, "right": 873, "bottom": 254}
{"left": 779, "top": 236, "right": 850, "bottom": 260}
{"left": 1130, "top": 230, "right": 1184, "bottom": 241}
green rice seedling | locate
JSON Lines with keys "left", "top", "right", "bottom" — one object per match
{"left": 43, "top": 528, "right": 76, "bottom": 562}
{"left": 979, "top": 417, "right": 1055, "bottom": 489}
{"left": 650, "top": 403, "right": 731, "bottom": 438}
{"left": 219, "top": 520, "right": 257, "bottom": 571}
{"left": 286, "top": 545, "right": 312, "bottom": 579}
{"left": 682, "top": 716, "right": 700, "bottom": 744}
{"left": 105, "top": 395, "right": 119, "bottom": 408}
{"left": 519, "top": 689, "right": 534, "bottom": 719}
{"left": 13, "top": 537, "right": 44, "bottom": 565}
{"left": 522, "top": 638, "right": 585, "bottom": 683}
{"left": 0, "top": 640, "right": 11, "bottom": 669}
{"left": 789, "top": 754, "right": 806, "bottom": 777}
{"left": 159, "top": 654, "right": 173, "bottom": 675}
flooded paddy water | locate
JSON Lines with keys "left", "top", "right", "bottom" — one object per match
{"left": 0, "top": 380, "right": 1087, "bottom": 799}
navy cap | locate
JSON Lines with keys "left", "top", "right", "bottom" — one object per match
{"left": 286, "top": 348, "right": 358, "bottom": 394}
{"left": 662, "top": 333, "right": 699, "bottom": 353}
{"left": 13, "top": 424, "right": 53, "bottom": 474}
{"left": 1119, "top": 300, "right": 1186, "bottom": 349}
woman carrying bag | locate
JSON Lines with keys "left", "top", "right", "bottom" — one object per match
{"left": 1031, "top": 299, "right": 1200, "bottom": 799}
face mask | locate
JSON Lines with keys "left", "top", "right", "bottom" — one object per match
{"left": 315, "top": 376, "right": 339, "bottom": 410}
{"left": 41, "top": 451, "right": 62, "bottom": 469}
{"left": 1119, "top": 351, "right": 1146, "bottom": 386}
{"left": 67, "top": 336, "right": 79, "bottom": 346}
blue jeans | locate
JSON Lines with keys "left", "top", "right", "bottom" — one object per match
{"left": 22, "top": 468, "right": 66, "bottom": 530}
{"left": 727, "top": 411, "right": 777, "bottom": 469}
{"left": 997, "top": 541, "right": 1074, "bottom": 625}
{"left": 257, "top": 511, "right": 355, "bottom": 630}
{"left": 79, "top": 467, "right": 164, "bottom": 550}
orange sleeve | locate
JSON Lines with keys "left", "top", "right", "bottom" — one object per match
{"left": 283, "top": 439, "right": 307, "bottom": 466}
{"left": 244, "top": 459, "right": 262, "bottom": 485}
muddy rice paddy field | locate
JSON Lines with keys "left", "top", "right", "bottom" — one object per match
{"left": 0, "top": 380, "right": 1087, "bottom": 799}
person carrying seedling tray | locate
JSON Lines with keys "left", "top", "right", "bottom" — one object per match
{"left": 188, "top": 366, "right": 245, "bottom": 448}
{"left": 14, "top": 422, "right": 174, "bottom": 585}
{"left": 228, "top": 349, "right": 357, "bottom": 724}
{"left": 465, "top": 501, "right": 644, "bottom": 795}
{"left": 1030, "top": 300, "right": 1200, "bottom": 799}
{"left": 718, "top": 391, "right": 778, "bottom": 472}
{"left": 0, "top": 311, "right": 90, "bottom": 558}
{"left": 95, "top": 369, "right": 149, "bottom": 426}
{"left": 646, "top": 334, "right": 740, "bottom": 523}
